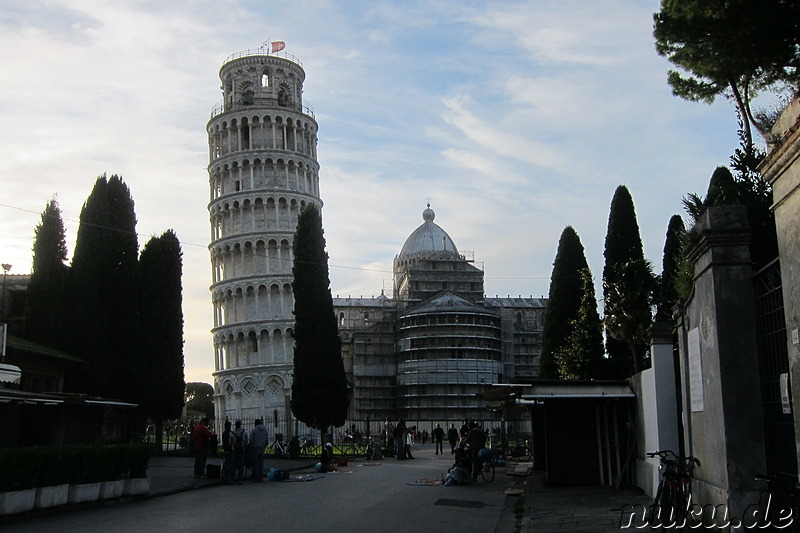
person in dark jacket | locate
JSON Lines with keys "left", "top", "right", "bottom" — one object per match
{"left": 228, "top": 420, "right": 248, "bottom": 484}
{"left": 192, "top": 417, "right": 216, "bottom": 478}
{"left": 221, "top": 420, "right": 232, "bottom": 482}
{"left": 447, "top": 423, "right": 459, "bottom": 454}
{"left": 249, "top": 419, "right": 268, "bottom": 482}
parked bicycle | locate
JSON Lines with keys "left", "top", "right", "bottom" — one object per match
{"left": 477, "top": 447, "right": 495, "bottom": 482}
{"left": 496, "top": 438, "right": 531, "bottom": 461}
{"left": 268, "top": 433, "right": 290, "bottom": 458}
{"left": 646, "top": 450, "right": 700, "bottom": 529}
{"left": 752, "top": 472, "right": 800, "bottom": 531}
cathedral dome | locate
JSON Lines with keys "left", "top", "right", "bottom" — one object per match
{"left": 399, "top": 204, "right": 459, "bottom": 258}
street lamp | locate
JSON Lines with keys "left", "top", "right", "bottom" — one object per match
{"left": 1, "top": 263, "right": 10, "bottom": 323}
{"left": 1, "top": 263, "right": 9, "bottom": 363}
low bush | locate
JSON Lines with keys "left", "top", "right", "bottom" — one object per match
{"left": 0, "top": 444, "right": 151, "bottom": 491}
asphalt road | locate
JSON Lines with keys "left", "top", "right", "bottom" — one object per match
{"left": 4, "top": 452, "right": 513, "bottom": 533}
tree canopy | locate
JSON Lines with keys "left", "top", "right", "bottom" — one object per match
{"left": 655, "top": 214, "right": 687, "bottom": 321}
{"left": 186, "top": 382, "right": 214, "bottom": 418}
{"left": 290, "top": 204, "right": 348, "bottom": 433}
{"left": 137, "top": 230, "right": 185, "bottom": 424}
{"left": 604, "top": 258, "right": 656, "bottom": 375}
{"left": 602, "top": 185, "right": 650, "bottom": 374}
{"left": 69, "top": 174, "right": 140, "bottom": 400}
{"left": 653, "top": 0, "right": 800, "bottom": 145}
{"left": 25, "top": 197, "right": 70, "bottom": 348}
{"left": 540, "top": 226, "right": 590, "bottom": 379}
{"left": 554, "top": 268, "right": 604, "bottom": 380}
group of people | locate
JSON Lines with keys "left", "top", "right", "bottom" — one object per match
{"left": 445, "top": 420, "right": 488, "bottom": 485}
{"left": 430, "top": 422, "right": 464, "bottom": 455}
{"left": 191, "top": 417, "right": 270, "bottom": 484}
{"left": 391, "top": 420, "right": 417, "bottom": 460}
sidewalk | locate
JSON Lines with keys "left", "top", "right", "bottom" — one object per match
{"left": 147, "top": 454, "right": 316, "bottom": 496}
{"left": 148, "top": 455, "right": 655, "bottom": 532}
{"left": 515, "top": 470, "right": 654, "bottom": 532}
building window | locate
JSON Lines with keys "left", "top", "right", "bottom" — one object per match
{"left": 261, "top": 72, "right": 269, "bottom": 87}
{"left": 339, "top": 312, "right": 345, "bottom": 326}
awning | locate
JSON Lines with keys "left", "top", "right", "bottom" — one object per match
{"left": 520, "top": 381, "right": 634, "bottom": 399}
{"left": 0, "top": 363, "right": 21, "bottom": 384}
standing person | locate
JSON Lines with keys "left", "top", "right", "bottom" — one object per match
{"left": 460, "top": 419, "right": 470, "bottom": 438}
{"left": 405, "top": 426, "right": 415, "bottom": 459}
{"left": 229, "top": 420, "right": 248, "bottom": 485}
{"left": 466, "top": 422, "right": 487, "bottom": 482}
{"left": 192, "top": 417, "right": 216, "bottom": 479}
{"left": 249, "top": 419, "right": 268, "bottom": 482}
{"left": 422, "top": 429, "right": 428, "bottom": 445}
{"left": 447, "top": 423, "right": 459, "bottom": 454}
{"left": 221, "top": 420, "right": 232, "bottom": 483}
{"left": 319, "top": 442, "right": 337, "bottom": 472}
{"left": 394, "top": 420, "right": 406, "bottom": 460}
{"left": 432, "top": 423, "right": 445, "bottom": 455}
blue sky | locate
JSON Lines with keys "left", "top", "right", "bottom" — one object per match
{"left": 0, "top": 1, "right": 751, "bottom": 383}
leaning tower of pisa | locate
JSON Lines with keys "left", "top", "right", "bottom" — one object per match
{"left": 207, "top": 47, "right": 320, "bottom": 427}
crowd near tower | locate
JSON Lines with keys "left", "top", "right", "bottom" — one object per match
{"left": 207, "top": 47, "right": 319, "bottom": 425}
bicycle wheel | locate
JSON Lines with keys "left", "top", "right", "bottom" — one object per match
{"left": 480, "top": 460, "right": 495, "bottom": 482}
{"left": 648, "top": 484, "right": 664, "bottom": 527}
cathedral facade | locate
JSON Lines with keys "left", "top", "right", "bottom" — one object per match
{"left": 335, "top": 205, "right": 545, "bottom": 424}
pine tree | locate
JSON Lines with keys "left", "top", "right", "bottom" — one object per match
{"left": 138, "top": 230, "right": 185, "bottom": 448}
{"left": 602, "top": 185, "right": 650, "bottom": 376}
{"left": 554, "top": 268, "right": 604, "bottom": 380}
{"left": 540, "top": 226, "right": 590, "bottom": 379}
{"left": 69, "top": 174, "right": 139, "bottom": 399}
{"left": 290, "top": 204, "right": 348, "bottom": 434}
{"left": 25, "top": 197, "right": 70, "bottom": 349}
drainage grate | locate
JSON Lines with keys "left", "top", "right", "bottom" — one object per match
{"left": 435, "top": 498, "right": 485, "bottom": 508}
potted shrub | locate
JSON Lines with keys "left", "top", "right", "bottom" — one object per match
{"left": 98, "top": 446, "right": 125, "bottom": 500}
{"left": 34, "top": 446, "right": 74, "bottom": 510}
{"left": 0, "top": 447, "right": 42, "bottom": 516}
{"left": 122, "top": 444, "right": 151, "bottom": 496}
{"left": 68, "top": 446, "right": 102, "bottom": 504}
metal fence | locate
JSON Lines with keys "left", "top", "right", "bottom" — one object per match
{"left": 143, "top": 415, "right": 532, "bottom": 455}
{"left": 753, "top": 258, "right": 797, "bottom": 477}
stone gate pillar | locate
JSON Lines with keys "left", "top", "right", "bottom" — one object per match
{"left": 674, "top": 205, "right": 766, "bottom": 523}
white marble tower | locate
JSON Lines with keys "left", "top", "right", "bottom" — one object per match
{"left": 207, "top": 47, "right": 320, "bottom": 426}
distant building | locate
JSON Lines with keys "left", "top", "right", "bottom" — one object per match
{"left": 335, "top": 205, "right": 546, "bottom": 423}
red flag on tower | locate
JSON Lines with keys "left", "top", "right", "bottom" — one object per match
{"left": 271, "top": 41, "right": 286, "bottom": 53}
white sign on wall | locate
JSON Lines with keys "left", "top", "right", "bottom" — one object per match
{"left": 780, "top": 373, "right": 792, "bottom": 414}
{"left": 688, "top": 328, "right": 704, "bottom": 412}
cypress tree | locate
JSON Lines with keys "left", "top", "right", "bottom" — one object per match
{"left": 655, "top": 215, "right": 686, "bottom": 321}
{"left": 602, "top": 185, "right": 649, "bottom": 376}
{"left": 138, "top": 230, "right": 185, "bottom": 448}
{"left": 604, "top": 258, "right": 655, "bottom": 374}
{"left": 290, "top": 204, "right": 348, "bottom": 434}
{"left": 554, "top": 268, "right": 604, "bottom": 380}
{"left": 540, "top": 226, "right": 590, "bottom": 379}
{"left": 69, "top": 174, "right": 139, "bottom": 399}
{"left": 25, "top": 197, "right": 70, "bottom": 349}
